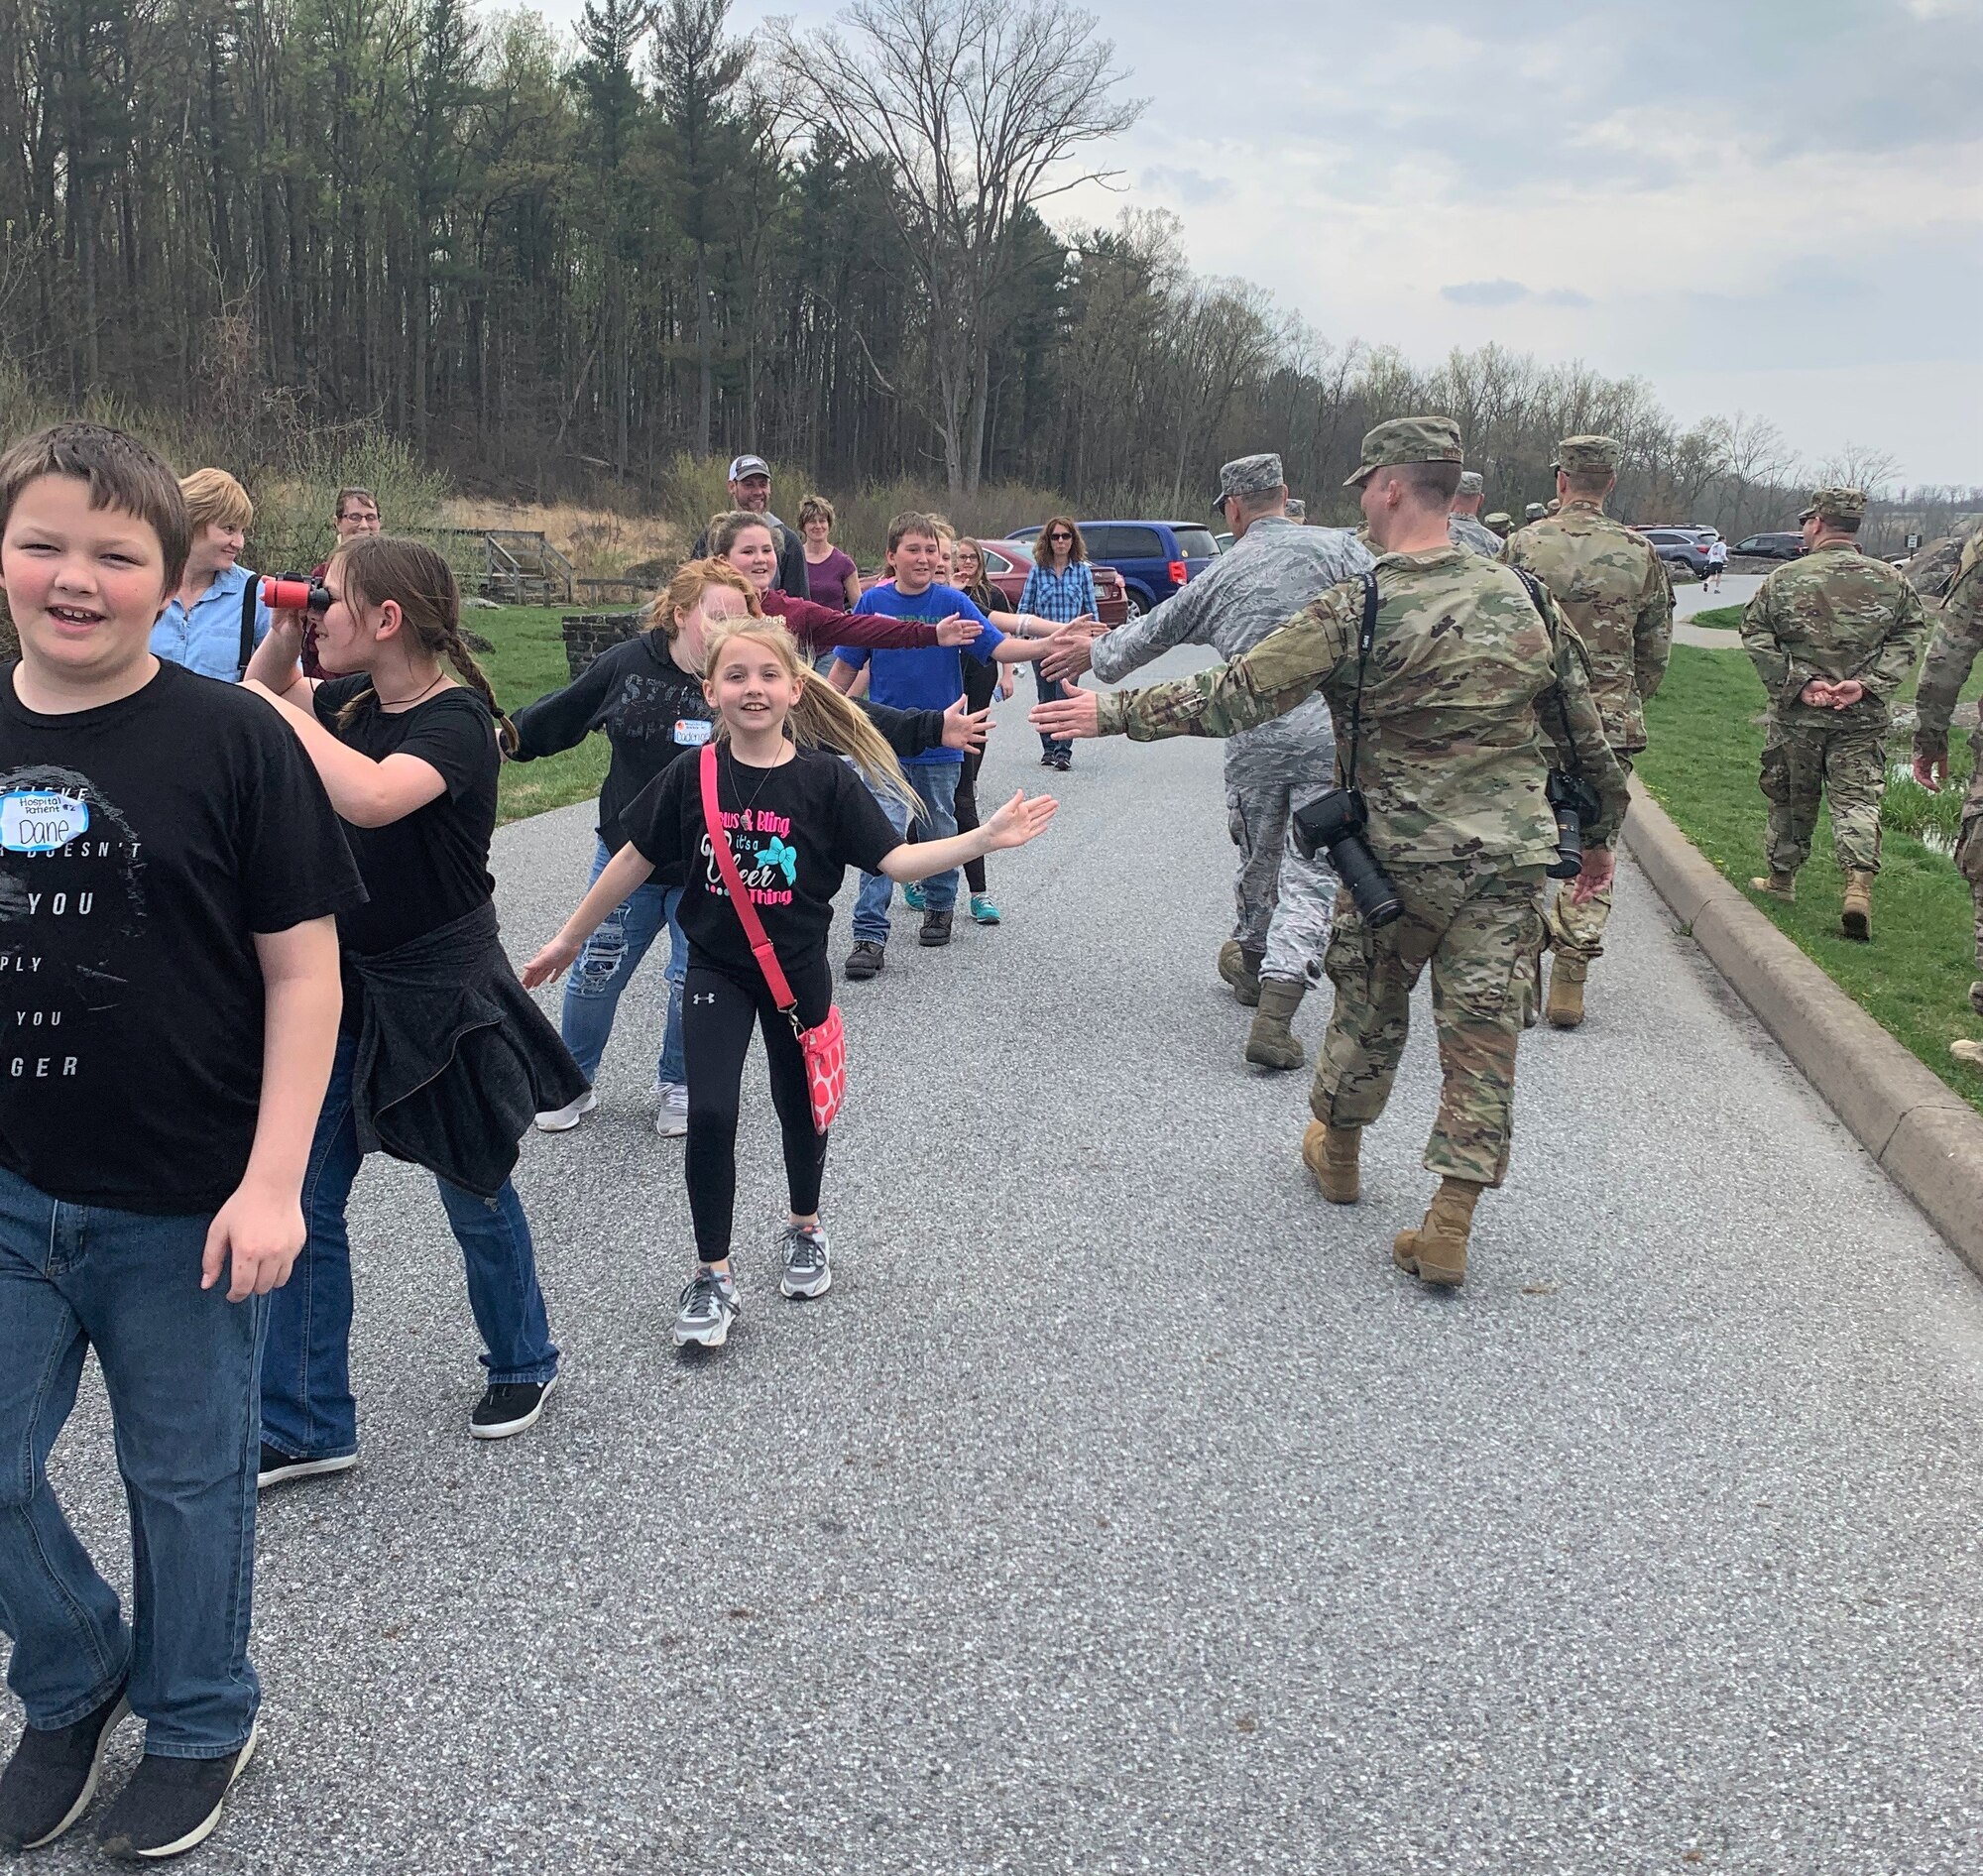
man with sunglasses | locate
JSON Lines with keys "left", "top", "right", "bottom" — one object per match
{"left": 1040, "top": 453, "right": 1370, "bottom": 1071}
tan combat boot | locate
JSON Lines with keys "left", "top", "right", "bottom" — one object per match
{"left": 1393, "top": 1177, "right": 1485, "bottom": 1286}
{"left": 1841, "top": 871, "right": 1874, "bottom": 941}
{"left": 1217, "top": 940, "right": 1264, "bottom": 1007}
{"left": 1750, "top": 872, "right": 1797, "bottom": 903}
{"left": 1545, "top": 956, "right": 1586, "bottom": 1029}
{"left": 1952, "top": 1041, "right": 1983, "bottom": 1071}
{"left": 1244, "top": 979, "right": 1307, "bottom": 1069}
{"left": 1302, "top": 1121, "right": 1361, "bottom": 1204}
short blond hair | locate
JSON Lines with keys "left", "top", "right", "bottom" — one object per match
{"left": 179, "top": 467, "right": 253, "bottom": 533}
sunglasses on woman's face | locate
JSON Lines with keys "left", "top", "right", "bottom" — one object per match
{"left": 1049, "top": 531, "right": 1073, "bottom": 542}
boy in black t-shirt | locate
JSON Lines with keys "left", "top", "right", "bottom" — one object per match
{"left": 0, "top": 426, "right": 360, "bottom": 1859}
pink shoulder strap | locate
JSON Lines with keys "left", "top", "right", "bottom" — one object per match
{"left": 698, "top": 743, "right": 796, "bottom": 1011}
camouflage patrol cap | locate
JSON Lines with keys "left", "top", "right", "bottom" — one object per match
{"left": 1798, "top": 486, "right": 1868, "bottom": 525}
{"left": 1524, "top": 502, "right": 1547, "bottom": 521}
{"left": 1458, "top": 470, "right": 1485, "bottom": 498}
{"left": 1546, "top": 498, "right": 1561, "bottom": 515}
{"left": 1483, "top": 511, "right": 1512, "bottom": 531}
{"left": 1212, "top": 453, "right": 1285, "bottom": 509}
{"left": 1285, "top": 498, "right": 1307, "bottom": 522}
{"left": 1552, "top": 434, "right": 1621, "bottom": 477}
{"left": 1343, "top": 415, "right": 1464, "bottom": 487}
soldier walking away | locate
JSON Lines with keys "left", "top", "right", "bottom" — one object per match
{"left": 1910, "top": 528, "right": 1983, "bottom": 1067}
{"left": 1448, "top": 470, "right": 1502, "bottom": 557}
{"left": 1503, "top": 435, "right": 1673, "bottom": 1028}
{"left": 1483, "top": 511, "right": 1513, "bottom": 540}
{"left": 1037, "top": 454, "right": 1370, "bottom": 1071}
{"left": 1739, "top": 487, "right": 1927, "bottom": 939}
{"left": 1030, "top": 417, "right": 1628, "bottom": 1290}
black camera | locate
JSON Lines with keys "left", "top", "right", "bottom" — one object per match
{"left": 1545, "top": 770, "right": 1602, "bottom": 879}
{"left": 1292, "top": 787, "right": 1403, "bottom": 927}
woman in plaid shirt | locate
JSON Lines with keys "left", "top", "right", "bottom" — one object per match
{"left": 1019, "top": 517, "right": 1098, "bottom": 771}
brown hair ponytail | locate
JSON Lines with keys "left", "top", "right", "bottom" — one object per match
{"left": 331, "top": 534, "right": 519, "bottom": 755}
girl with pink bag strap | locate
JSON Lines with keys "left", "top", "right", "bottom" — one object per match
{"left": 524, "top": 615, "right": 1058, "bottom": 1352}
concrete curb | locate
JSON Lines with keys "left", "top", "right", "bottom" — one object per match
{"left": 1621, "top": 775, "right": 1983, "bottom": 1277}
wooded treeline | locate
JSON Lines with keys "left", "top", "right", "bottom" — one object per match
{"left": 0, "top": 0, "right": 1969, "bottom": 545}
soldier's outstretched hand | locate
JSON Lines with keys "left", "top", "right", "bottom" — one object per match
{"left": 1030, "top": 684, "right": 1101, "bottom": 742}
{"left": 1570, "top": 846, "right": 1616, "bottom": 904}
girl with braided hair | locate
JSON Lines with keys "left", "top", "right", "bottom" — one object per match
{"left": 241, "top": 533, "right": 583, "bottom": 1475}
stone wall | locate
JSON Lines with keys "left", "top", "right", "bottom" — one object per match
{"left": 560, "top": 610, "right": 644, "bottom": 680}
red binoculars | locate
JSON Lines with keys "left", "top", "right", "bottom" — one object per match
{"left": 260, "top": 577, "right": 331, "bottom": 614}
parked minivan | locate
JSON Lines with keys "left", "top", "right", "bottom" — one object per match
{"left": 1010, "top": 519, "right": 1222, "bottom": 616}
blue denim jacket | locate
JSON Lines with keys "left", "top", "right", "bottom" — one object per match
{"left": 149, "top": 562, "right": 271, "bottom": 682}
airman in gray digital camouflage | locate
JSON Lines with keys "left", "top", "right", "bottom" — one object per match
{"left": 1524, "top": 502, "right": 1547, "bottom": 524}
{"left": 1031, "top": 415, "right": 1629, "bottom": 1290}
{"left": 1037, "top": 451, "right": 1370, "bottom": 1071}
{"left": 1503, "top": 434, "right": 1674, "bottom": 1027}
{"left": 1448, "top": 469, "right": 1502, "bottom": 557}
{"left": 1740, "top": 486, "right": 1927, "bottom": 939}
{"left": 1909, "top": 528, "right": 1983, "bottom": 1066}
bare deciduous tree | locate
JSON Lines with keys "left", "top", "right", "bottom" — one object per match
{"left": 773, "top": 0, "right": 1142, "bottom": 495}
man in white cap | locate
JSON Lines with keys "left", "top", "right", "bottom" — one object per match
{"left": 1448, "top": 471, "right": 1501, "bottom": 557}
{"left": 692, "top": 454, "right": 807, "bottom": 595}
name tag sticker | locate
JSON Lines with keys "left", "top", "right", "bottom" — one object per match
{"left": 0, "top": 790, "right": 88, "bottom": 854}
{"left": 673, "top": 719, "right": 713, "bottom": 746}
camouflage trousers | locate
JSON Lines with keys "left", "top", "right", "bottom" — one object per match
{"left": 1226, "top": 733, "right": 1339, "bottom": 988}
{"left": 1544, "top": 752, "right": 1634, "bottom": 967}
{"left": 1311, "top": 858, "right": 1546, "bottom": 1188}
{"left": 1759, "top": 710, "right": 1888, "bottom": 877}
{"left": 1955, "top": 751, "right": 1983, "bottom": 1019}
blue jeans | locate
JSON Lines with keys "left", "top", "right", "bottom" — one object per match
{"left": 0, "top": 1164, "right": 265, "bottom": 1757}
{"left": 853, "top": 762, "right": 959, "bottom": 941}
{"left": 261, "top": 1037, "right": 558, "bottom": 1463}
{"left": 559, "top": 839, "right": 686, "bottom": 1087}
{"left": 1035, "top": 662, "right": 1075, "bottom": 758}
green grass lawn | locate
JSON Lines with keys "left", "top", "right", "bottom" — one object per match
{"left": 1690, "top": 604, "right": 1743, "bottom": 631}
{"left": 474, "top": 605, "right": 616, "bottom": 825}
{"left": 1638, "top": 645, "right": 1983, "bottom": 1111}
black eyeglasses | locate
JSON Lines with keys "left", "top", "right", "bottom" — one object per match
{"left": 1048, "top": 530, "right": 1074, "bottom": 542}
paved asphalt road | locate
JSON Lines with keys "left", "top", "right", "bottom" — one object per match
{"left": 19, "top": 647, "right": 1983, "bottom": 1873}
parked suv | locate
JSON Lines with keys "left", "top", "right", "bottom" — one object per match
{"left": 1732, "top": 532, "right": 1805, "bottom": 560}
{"left": 1010, "top": 520, "right": 1222, "bottom": 616}
{"left": 1636, "top": 527, "right": 1716, "bottom": 578}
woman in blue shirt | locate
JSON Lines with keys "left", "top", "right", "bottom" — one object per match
{"left": 149, "top": 467, "right": 271, "bottom": 682}
{"left": 1019, "top": 517, "right": 1096, "bottom": 772}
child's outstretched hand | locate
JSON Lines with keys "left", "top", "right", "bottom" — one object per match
{"left": 982, "top": 789, "right": 1058, "bottom": 851}
{"left": 521, "top": 932, "right": 581, "bottom": 990}
{"left": 933, "top": 614, "right": 979, "bottom": 647}
{"left": 941, "top": 694, "right": 992, "bottom": 752}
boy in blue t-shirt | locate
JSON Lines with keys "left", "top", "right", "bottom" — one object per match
{"left": 828, "top": 511, "right": 1042, "bottom": 975}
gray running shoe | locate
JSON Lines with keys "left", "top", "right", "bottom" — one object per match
{"left": 778, "top": 1223, "right": 833, "bottom": 1299}
{"left": 673, "top": 1268, "right": 742, "bottom": 1348}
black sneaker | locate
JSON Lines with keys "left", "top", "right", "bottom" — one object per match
{"left": 1039, "top": 752, "right": 1057, "bottom": 768}
{"left": 1051, "top": 750, "right": 1072, "bottom": 771}
{"left": 918, "top": 908, "right": 954, "bottom": 948}
{"left": 256, "top": 1444, "right": 357, "bottom": 1491}
{"left": 96, "top": 1729, "right": 256, "bottom": 1861}
{"left": 0, "top": 1683, "right": 129, "bottom": 1850}
{"left": 844, "top": 939, "right": 885, "bottom": 981}
{"left": 778, "top": 1223, "right": 833, "bottom": 1299}
{"left": 470, "top": 1376, "right": 557, "bottom": 1441}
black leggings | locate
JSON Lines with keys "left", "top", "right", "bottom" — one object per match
{"left": 682, "top": 956, "right": 832, "bottom": 1261}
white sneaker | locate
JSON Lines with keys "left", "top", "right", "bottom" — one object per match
{"left": 535, "top": 1089, "right": 598, "bottom": 1132}
{"left": 655, "top": 1081, "right": 689, "bottom": 1137}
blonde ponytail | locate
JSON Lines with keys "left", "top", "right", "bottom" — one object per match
{"left": 701, "top": 620, "right": 920, "bottom": 819}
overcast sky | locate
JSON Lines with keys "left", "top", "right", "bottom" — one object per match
{"left": 529, "top": 0, "right": 1983, "bottom": 487}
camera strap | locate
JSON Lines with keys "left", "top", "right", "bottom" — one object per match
{"left": 1343, "top": 571, "right": 1380, "bottom": 794}
{"left": 1510, "top": 566, "right": 1585, "bottom": 779}
{"left": 237, "top": 577, "right": 259, "bottom": 682}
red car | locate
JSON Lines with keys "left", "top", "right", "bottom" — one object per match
{"left": 859, "top": 538, "right": 1130, "bottom": 627}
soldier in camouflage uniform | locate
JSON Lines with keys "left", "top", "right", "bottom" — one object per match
{"left": 1448, "top": 470, "right": 1502, "bottom": 557}
{"left": 1036, "top": 453, "right": 1370, "bottom": 1070}
{"left": 1740, "top": 487, "right": 1927, "bottom": 939}
{"left": 1483, "top": 511, "right": 1513, "bottom": 540}
{"left": 1503, "top": 434, "right": 1673, "bottom": 1027}
{"left": 1032, "top": 417, "right": 1628, "bottom": 1288}
{"left": 1910, "top": 528, "right": 1983, "bottom": 1065}
{"left": 1523, "top": 502, "right": 1547, "bottom": 525}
